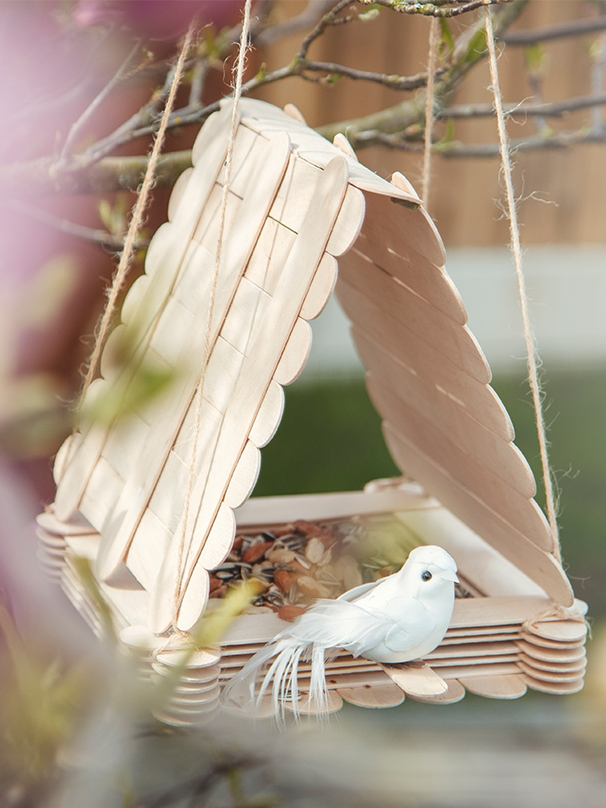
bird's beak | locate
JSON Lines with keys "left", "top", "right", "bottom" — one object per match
{"left": 441, "top": 569, "right": 459, "bottom": 583}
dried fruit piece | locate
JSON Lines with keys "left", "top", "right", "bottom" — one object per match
{"left": 209, "top": 583, "right": 228, "bottom": 599}
{"left": 242, "top": 541, "right": 273, "bottom": 564}
{"left": 305, "top": 537, "right": 324, "bottom": 565}
{"left": 278, "top": 605, "right": 306, "bottom": 623}
{"left": 274, "top": 569, "right": 293, "bottom": 594}
{"left": 209, "top": 575, "right": 223, "bottom": 592}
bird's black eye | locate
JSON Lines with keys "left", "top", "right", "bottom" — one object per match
{"left": 421, "top": 570, "right": 432, "bottom": 582}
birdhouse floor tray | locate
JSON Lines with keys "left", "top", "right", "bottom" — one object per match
{"left": 37, "top": 480, "right": 587, "bottom": 723}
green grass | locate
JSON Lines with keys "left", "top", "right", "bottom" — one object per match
{"left": 255, "top": 367, "right": 606, "bottom": 616}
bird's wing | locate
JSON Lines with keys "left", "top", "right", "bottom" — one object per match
{"left": 381, "top": 597, "right": 436, "bottom": 653}
{"left": 337, "top": 579, "right": 383, "bottom": 602}
{"left": 283, "top": 598, "right": 392, "bottom": 656}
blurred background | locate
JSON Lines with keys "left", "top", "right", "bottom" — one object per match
{"left": 1, "top": 1, "right": 606, "bottom": 806}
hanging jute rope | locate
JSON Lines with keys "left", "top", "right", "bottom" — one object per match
{"left": 75, "top": 24, "right": 196, "bottom": 426}
{"left": 421, "top": 17, "right": 439, "bottom": 209}
{"left": 485, "top": 8, "right": 561, "bottom": 561}
{"left": 173, "top": 0, "right": 254, "bottom": 632}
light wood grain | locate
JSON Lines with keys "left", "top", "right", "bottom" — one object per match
{"left": 518, "top": 654, "right": 586, "bottom": 674}
{"left": 326, "top": 185, "right": 365, "bottom": 257}
{"left": 300, "top": 253, "right": 338, "bottom": 321}
{"left": 524, "top": 619, "right": 588, "bottom": 642}
{"left": 405, "top": 679, "right": 466, "bottom": 704}
{"left": 383, "top": 426, "right": 573, "bottom": 604}
{"left": 273, "top": 318, "right": 313, "bottom": 386}
{"left": 244, "top": 218, "right": 297, "bottom": 296}
{"left": 520, "top": 673, "right": 584, "bottom": 695}
{"left": 379, "top": 663, "right": 448, "bottom": 696}
{"left": 366, "top": 370, "right": 535, "bottom": 499}
{"left": 168, "top": 167, "right": 193, "bottom": 221}
{"left": 337, "top": 254, "right": 491, "bottom": 384}
{"left": 514, "top": 639, "right": 586, "bottom": 663}
{"left": 337, "top": 683, "right": 405, "bottom": 708}
{"left": 284, "top": 691, "right": 343, "bottom": 715}
{"left": 249, "top": 381, "right": 285, "bottom": 448}
{"left": 458, "top": 674, "right": 528, "bottom": 699}
{"left": 148, "top": 157, "right": 350, "bottom": 633}
{"left": 97, "top": 133, "right": 291, "bottom": 582}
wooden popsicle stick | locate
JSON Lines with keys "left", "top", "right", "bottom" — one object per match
{"left": 524, "top": 619, "right": 588, "bottom": 642}
{"left": 98, "top": 134, "right": 291, "bottom": 582}
{"left": 197, "top": 502, "right": 237, "bottom": 568}
{"left": 458, "top": 674, "right": 527, "bottom": 699}
{"left": 352, "top": 240, "right": 468, "bottom": 327}
{"left": 326, "top": 185, "right": 365, "bottom": 257}
{"left": 148, "top": 158, "right": 350, "bottom": 633}
{"left": 337, "top": 258, "right": 491, "bottom": 384}
{"left": 405, "top": 678, "right": 466, "bottom": 704}
{"left": 518, "top": 632, "right": 585, "bottom": 650}
{"left": 151, "top": 675, "right": 220, "bottom": 693}
{"left": 427, "top": 641, "right": 518, "bottom": 659}
{"left": 152, "top": 705, "right": 219, "bottom": 726}
{"left": 514, "top": 640, "right": 586, "bottom": 663}
{"left": 168, "top": 167, "right": 194, "bottom": 221}
{"left": 438, "top": 662, "right": 520, "bottom": 679}
{"left": 300, "top": 253, "right": 338, "bottom": 321}
{"left": 358, "top": 191, "right": 446, "bottom": 276}
{"left": 152, "top": 662, "right": 221, "bottom": 682}
{"left": 55, "top": 108, "right": 236, "bottom": 522}
{"left": 249, "top": 381, "right": 285, "bottom": 448}
{"left": 430, "top": 654, "right": 519, "bottom": 667}
{"left": 337, "top": 684, "right": 405, "bottom": 708}
{"left": 157, "top": 697, "right": 221, "bottom": 717}
{"left": 224, "top": 442, "right": 261, "bottom": 510}
{"left": 36, "top": 508, "right": 96, "bottom": 536}
{"left": 343, "top": 297, "right": 503, "bottom": 440}
{"left": 378, "top": 663, "right": 448, "bottom": 696}
{"left": 332, "top": 133, "right": 357, "bottom": 161}
{"left": 383, "top": 409, "right": 549, "bottom": 544}
{"left": 219, "top": 276, "right": 271, "bottom": 356}
{"left": 273, "top": 318, "right": 313, "bottom": 386}
{"left": 383, "top": 426, "right": 572, "bottom": 605}
{"left": 390, "top": 171, "right": 421, "bottom": 202}
{"left": 215, "top": 126, "right": 262, "bottom": 197}
{"left": 517, "top": 660, "right": 586, "bottom": 682}
{"left": 518, "top": 654, "right": 586, "bottom": 674}
{"left": 340, "top": 307, "right": 496, "bottom": 455}
{"left": 520, "top": 673, "right": 584, "bottom": 695}
{"left": 168, "top": 686, "right": 222, "bottom": 705}
{"left": 53, "top": 433, "right": 79, "bottom": 484}
{"left": 245, "top": 218, "right": 297, "bottom": 296}
{"left": 367, "top": 370, "right": 536, "bottom": 500}
{"left": 283, "top": 691, "right": 344, "bottom": 715}
{"left": 234, "top": 485, "right": 436, "bottom": 528}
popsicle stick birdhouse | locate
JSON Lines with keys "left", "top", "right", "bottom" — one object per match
{"left": 38, "top": 98, "right": 587, "bottom": 726}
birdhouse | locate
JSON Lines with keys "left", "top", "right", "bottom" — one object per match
{"left": 37, "top": 99, "right": 587, "bottom": 725}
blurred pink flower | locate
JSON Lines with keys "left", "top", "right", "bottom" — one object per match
{"left": 73, "top": 0, "right": 246, "bottom": 40}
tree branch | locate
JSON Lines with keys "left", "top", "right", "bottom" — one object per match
{"left": 500, "top": 13, "right": 606, "bottom": 45}
{"left": 300, "top": 60, "right": 446, "bottom": 89}
{"left": 439, "top": 92, "right": 606, "bottom": 119}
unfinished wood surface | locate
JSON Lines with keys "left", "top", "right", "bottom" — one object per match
{"left": 520, "top": 673, "right": 585, "bottom": 695}
{"left": 427, "top": 641, "right": 519, "bottom": 660}
{"left": 326, "top": 185, "right": 365, "bottom": 257}
{"left": 337, "top": 259, "right": 490, "bottom": 384}
{"left": 152, "top": 663, "right": 221, "bottom": 683}
{"left": 148, "top": 157, "right": 350, "bottom": 634}
{"left": 97, "top": 133, "right": 291, "bottom": 582}
{"left": 300, "top": 253, "right": 338, "bottom": 321}
{"left": 458, "top": 674, "right": 528, "bottom": 699}
{"left": 224, "top": 442, "right": 262, "bottom": 510}
{"left": 515, "top": 639, "right": 586, "bottom": 663}
{"left": 384, "top": 427, "right": 572, "bottom": 605}
{"left": 249, "top": 381, "right": 285, "bottom": 448}
{"left": 379, "top": 663, "right": 448, "bottom": 697}
{"left": 167, "top": 166, "right": 193, "bottom": 221}
{"left": 406, "top": 679, "right": 466, "bottom": 705}
{"left": 273, "top": 318, "right": 313, "bottom": 386}
{"left": 54, "top": 103, "right": 235, "bottom": 521}
{"left": 367, "top": 371, "right": 536, "bottom": 502}
{"left": 284, "top": 691, "right": 343, "bottom": 715}
{"left": 524, "top": 619, "right": 588, "bottom": 642}
{"left": 337, "top": 683, "right": 405, "bottom": 708}
{"left": 518, "top": 654, "right": 586, "bottom": 674}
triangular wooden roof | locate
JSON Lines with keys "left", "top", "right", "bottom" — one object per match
{"left": 52, "top": 98, "right": 573, "bottom": 638}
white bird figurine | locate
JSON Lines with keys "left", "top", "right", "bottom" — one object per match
{"left": 223, "top": 545, "right": 458, "bottom": 721}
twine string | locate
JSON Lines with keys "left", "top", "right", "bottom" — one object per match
{"left": 422, "top": 17, "right": 439, "bottom": 209}
{"left": 75, "top": 25, "right": 196, "bottom": 427}
{"left": 172, "top": 0, "right": 253, "bottom": 632}
{"left": 485, "top": 8, "right": 561, "bottom": 562}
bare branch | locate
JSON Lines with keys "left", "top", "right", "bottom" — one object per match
{"left": 439, "top": 92, "right": 606, "bottom": 119}
{"left": 500, "top": 13, "right": 606, "bottom": 45}
{"left": 1, "top": 151, "right": 192, "bottom": 196}
{"left": 299, "top": 0, "right": 359, "bottom": 59}
{"left": 301, "top": 60, "right": 446, "bottom": 89}
{"left": 256, "top": 0, "right": 338, "bottom": 46}
{"left": 365, "top": 0, "right": 511, "bottom": 20}
{"left": 9, "top": 200, "right": 149, "bottom": 251}
{"left": 59, "top": 41, "right": 142, "bottom": 165}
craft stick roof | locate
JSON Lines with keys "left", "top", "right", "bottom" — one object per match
{"left": 52, "top": 98, "right": 573, "bottom": 635}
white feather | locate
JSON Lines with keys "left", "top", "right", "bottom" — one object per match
{"left": 222, "top": 545, "right": 458, "bottom": 722}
